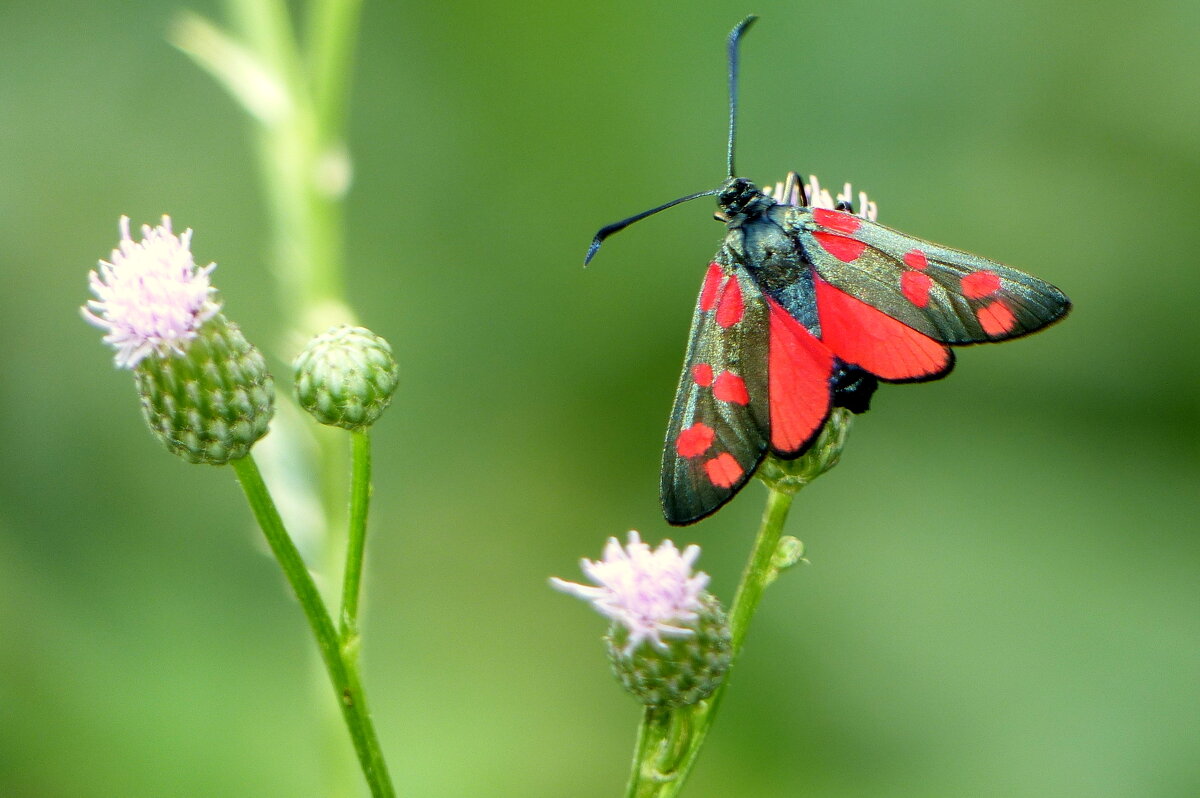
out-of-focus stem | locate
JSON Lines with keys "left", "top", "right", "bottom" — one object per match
{"left": 340, "top": 429, "right": 372, "bottom": 641}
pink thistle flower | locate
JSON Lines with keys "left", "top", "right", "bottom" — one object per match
{"left": 551, "top": 531, "right": 711, "bottom": 656}
{"left": 82, "top": 216, "right": 221, "bottom": 368}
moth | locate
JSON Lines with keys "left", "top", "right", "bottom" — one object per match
{"left": 586, "top": 17, "right": 1071, "bottom": 525}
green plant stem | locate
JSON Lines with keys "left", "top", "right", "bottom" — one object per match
{"left": 232, "top": 455, "right": 396, "bottom": 798}
{"left": 624, "top": 707, "right": 665, "bottom": 798}
{"left": 727, "top": 487, "right": 795, "bottom": 652}
{"left": 340, "top": 429, "right": 372, "bottom": 641}
{"left": 624, "top": 485, "right": 797, "bottom": 798}
{"left": 178, "top": 2, "right": 378, "bottom": 794}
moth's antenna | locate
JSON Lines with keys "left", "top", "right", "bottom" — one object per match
{"left": 584, "top": 17, "right": 759, "bottom": 267}
{"left": 584, "top": 189, "right": 719, "bottom": 266}
{"left": 727, "top": 15, "right": 758, "bottom": 178}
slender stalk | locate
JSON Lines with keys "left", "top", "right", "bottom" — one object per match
{"left": 727, "top": 487, "right": 795, "bottom": 653}
{"left": 625, "top": 707, "right": 676, "bottom": 798}
{"left": 624, "top": 707, "right": 656, "bottom": 798}
{"left": 340, "top": 428, "right": 372, "bottom": 641}
{"left": 231, "top": 455, "right": 396, "bottom": 798}
{"left": 624, "top": 485, "right": 798, "bottom": 798}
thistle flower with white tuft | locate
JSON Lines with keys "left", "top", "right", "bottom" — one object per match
{"left": 83, "top": 216, "right": 274, "bottom": 465}
{"left": 552, "top": 532, "right": 731, "bottom": 708}
{"left": 763, "top": 173, "right": 878, "bottom": 220}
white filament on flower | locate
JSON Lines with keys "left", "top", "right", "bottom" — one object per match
{"left": 551, "top": 531, "right": 710, "bottom": 655}
{"left": 82, "top": 216, "right": 221, "bottom": 368}
{"left": 764, "top": 174, "right": 879, "bottom": 221}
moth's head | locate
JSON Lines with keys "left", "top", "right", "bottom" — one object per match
{"left": 715, "top": 177, "right": 773, "bottom": 224}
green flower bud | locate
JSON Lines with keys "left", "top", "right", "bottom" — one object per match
{"left": 758, "top": 407, "right": 853, "bottom": 493}
{"left": 133, "top": 315, "right": 274, "bottom": 465}
{"left": 606, "top": 593, "right": 732, "bottom": 708}
{"left": 764, "top": 535, "right": 807, "bottom": 587}
{"left": 293, "top": 325, "right": 398, "bottom": 430}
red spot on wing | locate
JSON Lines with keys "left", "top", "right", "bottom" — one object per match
{"left": 976, "top": 300, "right": 1017, "bottom": 336}
{"left": 676, "top": 423, "right": 715, "bottom": 458}
{"left": 715, "top": 275, "right": 745, "bottom": 327}
{"left": 903, "top": 249, "right": 928, "bottom": 270}
{"left": 813, "top": 208, "right": 861, "bottom": 234}
{"left": 814, "top": 275, "right": 951, "bottom": 381}
{"left": 960, "top": 270, "right": 1001, "bottom": 299}
{"left": 699, "top": 262, "right": 724, "bottom": 312}
{"left": 704, "top": 453, "right": 743, "bottom": 488}
{"left": 691, "top": 363, "right": 714, "bottom": 387}
{"left": 813, "top": 232, "right": 867, "bottom": 263}
{"left": 901, "top": 271, "right": 933, "bottom": 308}
{"left": 766, "top": 297, "right": 834, "bottom": 453}
{"left": 713, "top": 372, "right": 750, "bottom": 405}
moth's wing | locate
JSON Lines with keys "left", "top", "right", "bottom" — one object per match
{"left": 661, "top": 260, "right": 769, "bottom": 525}
{"left": 661, "top": 258, "right": 835, "bottom": 525}
{"left": 800, "top": 207, "right": 1071, "bottom": 342}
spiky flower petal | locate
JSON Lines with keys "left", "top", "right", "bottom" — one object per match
{"left": 552, "top": 531, "right": 711, "bottom": 655}
{"left": 82, "top": 216, "right": 221, "bottom": 368}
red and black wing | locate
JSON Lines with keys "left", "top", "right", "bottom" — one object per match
{"left": 795, "top": 207, "right": 1070, "bottom": 381}
{"left": 662, "top": 256, "right": 836, "bottom": 525}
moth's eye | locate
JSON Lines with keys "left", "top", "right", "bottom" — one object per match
{"left": 835, "top": 201, "right": 853, "bottom": 212}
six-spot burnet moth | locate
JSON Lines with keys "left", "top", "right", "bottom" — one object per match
{"left": 585, "top": 16, "right": 1071, "bottom": 525}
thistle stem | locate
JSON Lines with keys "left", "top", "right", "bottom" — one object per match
{"left": 624, "top": 707, "right": 667, "bottom": 798}
{"left": 340, "top": 429, "right": 372, "bottom": 642}
{"left": 231, "top": 455, "right": 396, "bottom": 798}
{"left": 728, "top": 487, "right": 795, "bottom": 652}
{"left": 623, "top": 485, "right": 797, "bottom": 798}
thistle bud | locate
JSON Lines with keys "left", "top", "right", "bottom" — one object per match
{"left": 606, "top": 592, "right": 731, "bottom": 708}
{"left": 293, "top": 325, "right": 398, "bottom": 430}
{"left": 134, "top": 315, "right": 274, "bottom": 464}
{"left": 757, "top": 407, "right": 853, "bottom": 493}
{"left": 552, "top": 532, "right": 732, "bottom": 708}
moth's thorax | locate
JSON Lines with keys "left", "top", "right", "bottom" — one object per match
{"left": 723, "top": 204, "right": 820, "bottom": 333}
{"left": 725, "top": 205, "right": 801, "bottom": 275}
{"left": 716, "top": 177, "right": 775, "bottom": 225}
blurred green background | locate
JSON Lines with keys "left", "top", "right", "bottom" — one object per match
{"left": 2, "top": 0, "right": 1197, "bottom": 796}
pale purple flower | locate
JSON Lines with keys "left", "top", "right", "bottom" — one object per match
{"left": 764, "top": 173, "right": 879, "bottom": 220}
{"left": 82, "top": 216, "right": 221, "bottom": 368}
{"left": 551, "top": 531, "right": 710, "bottom": 656}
